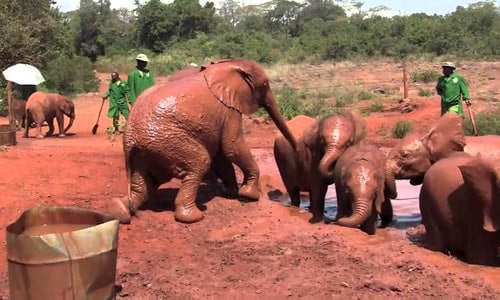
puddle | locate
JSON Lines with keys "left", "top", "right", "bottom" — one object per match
{"left": 253, "top": 148, "right": 423, "bottom": 242}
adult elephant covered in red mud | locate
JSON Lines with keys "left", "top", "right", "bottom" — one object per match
{"left": 112, "top": 59, "right": 298, "bottom": 224}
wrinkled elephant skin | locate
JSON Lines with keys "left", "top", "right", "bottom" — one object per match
{"left": 333, "top": 142, "right": 397, "bottom": 235}
{"left": 420, "top": 152, "right": 500, "bottom": 266}
{"left": 117, "top": 59, "right": 298, "bottom": 224}
{"left": 273, "top": 111, "right": 366, "bottom": 223}
{"left": 23, "top": 91, "right": 76, "bottom": 139}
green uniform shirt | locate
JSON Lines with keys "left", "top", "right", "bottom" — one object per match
{"left": 127, "top": 68, "right": 155, "bottom": 105}
{"left": 104, "top": 80, "right": 129, "bottom": 118}
{"left": 436, "top": 73, "right": 470, "bottom": 116}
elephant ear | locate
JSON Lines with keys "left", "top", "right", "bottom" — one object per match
{"left": 423, "top": 113, "right": 466, "bottom": 162}
{"left": 57, "top": 95, "right": 73, "bottom": 115}
{"left": 342, "top": 110, "right": 367, "bottom": 144}
{"left": 202, "top": 63, "right": 258, "bottom": 115}
{"left": 458, "top": 154, "right": 500, "bottom": 232}
{"left": 302, "top": 120, "right": 320, "bottom": 148}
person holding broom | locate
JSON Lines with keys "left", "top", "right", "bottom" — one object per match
{"left": 435, "top": 62, "right": 472, "bottom": 116}
{"left": 103, "top": 72, "right": 129, "bottom": 133}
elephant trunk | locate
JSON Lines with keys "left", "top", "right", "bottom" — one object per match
{"left": 64, "top": 114, "right": 75, "bottom": 133}
{"left": 264, "top": 92, "right": 298, "bottom": 151}
{"left": 337, "top": 197, "right": 371, "bottom": 228}
{"left": 319, "top": 145, "right": 342, "bottom": 180}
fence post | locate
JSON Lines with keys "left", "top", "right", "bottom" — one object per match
{"left": 403, "top": 60, "right": 409, "bottom": 99}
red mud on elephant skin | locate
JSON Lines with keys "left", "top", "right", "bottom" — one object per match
{"left": 0, "top": 100, "right": 499, "bottom": 297}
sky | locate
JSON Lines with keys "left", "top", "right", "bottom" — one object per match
{"left": 55, "top": 0, "right": 496, "bottom": 16}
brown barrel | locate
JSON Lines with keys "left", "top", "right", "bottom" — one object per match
{"left": 6, "top": 206, "right": 120, "bottom": 299}
{"left": 0, "top": 124, "right": 16, "bottom": 146}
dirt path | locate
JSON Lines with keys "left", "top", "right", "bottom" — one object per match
{"left": 0, "top": 63, "right": 498, "bottom": 298}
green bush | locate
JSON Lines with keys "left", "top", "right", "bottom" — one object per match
{"left": 368, "top": 100, "right": 384, "bottom": 112}
{"left": 392, "top": 121, "right": 413, "bottom": 139}
{"left": 464, "top": 108, "right": 500, "bottom": 135}
{"left": 275, "top": 84, "right": 302, "bottom": 120}
{"left": 43, "top": 55, "right": 99, "bottom": 96}
{"left": 411, "top": 70, "right": 441, "bottom": 83}
{"left": 418, "top": 88, "right": 432, "bottom": 96}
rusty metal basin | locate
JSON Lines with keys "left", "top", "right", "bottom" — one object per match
{"left": 6, "top": 206, "right": 120, "bottom": 299}
{"left": 0, "top": 124, "right": 16, "bottom": 146}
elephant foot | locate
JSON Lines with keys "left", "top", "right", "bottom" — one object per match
{"left": 238, "top": 183, "right": 261, "bottom": 201}
{"left": 309, "top": 214, "right": 324, "bottom": 224}
{"left": 174, "top": 205, "right": 204, "bottom": 223}
{"left": 36, "top": 134, "right": 44, "bottom": 139}
{"left": 22, "top": 134, "right": 28, "bottom": 138}
{"left": 108, "top": 197, "right": 132, "bottom": 224}
{"left": 217, "top": 185, "right": 239, "bottom": 199}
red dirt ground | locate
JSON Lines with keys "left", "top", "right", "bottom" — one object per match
{"left": 0, "top": 61, "right": 499, "bottom": 298}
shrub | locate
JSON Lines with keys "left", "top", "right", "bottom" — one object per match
{"left": 418, "top": 88, "right": 432, "bottom": 97}
{"left": 411, "top": 70, "right": 441, "bottom": 83}
{"left": 392, "top": 120, "right": 413, "bottom": 139}
{"left": 464, "top": 108, "right": 500, "bottom": 136}
{"left": 368, "top": 100, "right": 384, "bottom": 112}
{"left": 43, "top": 55, "right": 99, "bottom": 96}
{"left": 275, "top": 84, "right": 302, "bottom": 120}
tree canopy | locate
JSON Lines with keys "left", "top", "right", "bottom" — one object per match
{"left": 0, "top": 0, "right": 498, "bottom": 108}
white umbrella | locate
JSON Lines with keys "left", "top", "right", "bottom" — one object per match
{"left": 2, "top": 63, "right": 46, "bottom": 85}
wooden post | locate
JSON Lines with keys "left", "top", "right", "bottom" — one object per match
{"left": 6, "top": 80, "right": 14, "bottom": 125}
{"left": 403, "top": 60, "right": 409, "bottom": 99}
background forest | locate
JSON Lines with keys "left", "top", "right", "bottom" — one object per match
{"left": 0, "top": 0, "right": 499, "bottom": 116}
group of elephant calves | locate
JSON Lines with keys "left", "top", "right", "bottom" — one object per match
{"left": 13, "top": 91, "right": 75, "bottom": 139}
{"left": 36, "top": 58, "right": 488, "bottom": 268}
{"left": 275, "top": 111, "right": 500, "bottom": 267}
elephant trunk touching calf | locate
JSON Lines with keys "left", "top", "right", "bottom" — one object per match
{"left": 273, "top": 111, "right": 367, "bottom": 223}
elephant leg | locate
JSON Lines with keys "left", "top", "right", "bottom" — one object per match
{"left": 35, "top": 121, "right": 44, "bottom": 139}
{"left": 360, "top": 207, "right": 378, "bottom": 235}
{"left": 45, "top": 118, "right": 55, "bottom": 137}
{"left": 379, "top": 198, "right": 394, "bottom": 227}
{"left": 112, "top": 167, "right": 158, "bottom": 224}
{"left": 465, "top": 233, "right": 500, "bottom": 266}
{"left": 423, "top": 219, "right": 445, "bottom": 252}
{"left": 273, "top": 143, "right": 300, "bottom": 207}
{"left": 221, "top": 115, "right": 260, "bottom": 201}
{"left": 308, "top": 182, "right": 327, "bottom": 223}
{"left": 56, "top": 114, "right": 65, "bottom": 137}
{"left": 23, "top": 111, "right": 31, "bottom": 138}
{"left": 335, "top": 184, "right": 349, "bottom": 221}
{"left": 288, "top": 185, "right": 301, "bottom": 208}
{"left": 173, "top": 150, "right": 211, "bottom": 223}
{"left": 212, "top": 151, "right": 238, "bottom": 199}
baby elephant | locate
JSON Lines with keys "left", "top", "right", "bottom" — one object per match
{"left": 273, "top": 111, "right": 366, "bottom": 223}
{"left": 333, "top": 141, "right": 397, "bottom": 235}
{"left": 24, "top": 91, "right": 75, "bottom": 139}
{"left": 420, "top": 152, "right": 500, "bottom": 266}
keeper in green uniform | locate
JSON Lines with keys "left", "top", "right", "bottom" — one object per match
{"left": 435, "top": 62, "right": 472, "bottom": 116}
{"left": 103, "top": 72, "right": 129, "bottom": 132}
{"left": 127, "top": 53, "right": 155, "bottom": 106}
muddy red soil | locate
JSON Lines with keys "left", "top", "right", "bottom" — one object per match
{"left": 0, "top": 61, "right": 499, "bottom": 298}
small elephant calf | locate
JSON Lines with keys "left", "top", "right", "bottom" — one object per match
{"left": 332, "top": 141, "right": 397, "bottom": 235}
